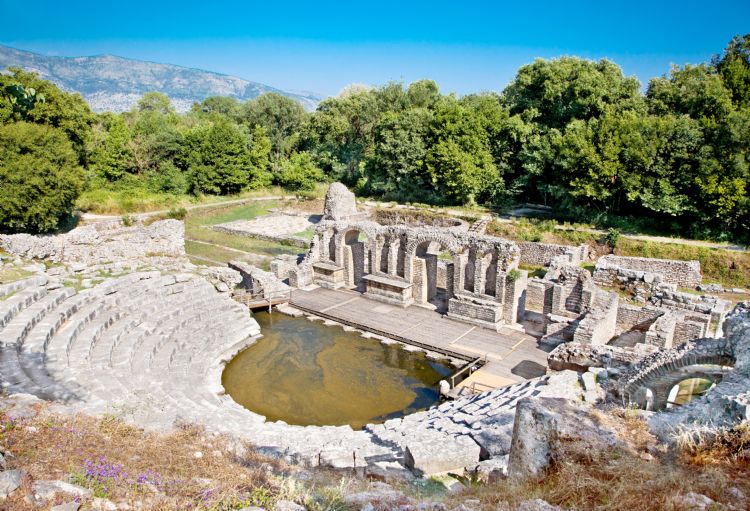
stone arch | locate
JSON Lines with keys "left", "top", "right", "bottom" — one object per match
{"left": 335, "top": 227, "right": 369, "bottom": 288}
{"left": 411, "top": 239, "right": 456, "bottom": 309}
{"left": 621, "top": 339, "right": 735, "bottom": 410}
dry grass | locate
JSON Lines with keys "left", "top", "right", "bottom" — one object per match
{"left": 4, "top": 400, "right": 750, "bottom": 511}
{"left": 0, "top": 409, "right": 304, "bottom": 510}
{"left": 676, "top": 422, "right": 750, "bottom": 466}
{"left": 443, "top": 411, "right": 750, "bottom": 511}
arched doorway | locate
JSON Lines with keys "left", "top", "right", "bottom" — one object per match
{"left": 342, "top": 229, "right": 367, "bottom": 289}
{"left": 413, "top": 240, "right": 454, "bottom": 312}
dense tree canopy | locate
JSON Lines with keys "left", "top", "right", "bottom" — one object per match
{"left": 0, "top": 35, "right": 748, "bottom": 240}
{"left": 0, "top": 122, "right": 84, "bottom": 233}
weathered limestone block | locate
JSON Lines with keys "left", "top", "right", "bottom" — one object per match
{"left": 572, "top": 286, "right": 618, "bottom": 345}
{"left": 323, "top": 182, "right": 359, "bottom": 221}
{"left": 466, "top": 456, "right": 508, "bottom": 483}
{"left": 201, "top": 266, "right": 242, "bottom": 293}
{"left": 507, "top": 397, "right": 620, "bottom": 480}
{"left": 228, "top": 261, "right": 290, "bottom": 299}
{"left": 270, "top": 254, "right": 300, "bottom": 280}
{"left": 0, "top": 469, "right": 24, "bottom": 499}
{"left": 404, "top": 430, "right": 481, "bottom": 476}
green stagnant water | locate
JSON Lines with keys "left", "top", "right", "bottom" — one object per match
{"left": 222, "top": 312, "right": 455, "bottom": 429}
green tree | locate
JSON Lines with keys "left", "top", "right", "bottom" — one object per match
{"left": 713, "top": 34, "right": 750, "bottom": 108}
{"left": 277, "top": 152, "right": 324, "bottom": 191}
{"left": 0, "top": 122, "right": 84, "bottom": 233}
{"left": 0, "top": 68, "right": 94, "bottom": 163}
{"left": 137, "top": 92, "right": 175, "bottom": 115}
{"left": 184, "top": 122, "right": 268, "bottom": 195}
{"left": 407, "top": 80, "right": 440, "bottom": 109}
{"left": 366, "top": 108, "right": 432, "bottom": 199}
{"left": 241, "top": 93, "right": 307, "bottom": 158}
{"left": 192, "top": 96, "right": 241, "bottom": 117}
{"left": 425, "top": 98, "right": 500, "bottom": 204}
{"left": 502, "top": 57, "right": 644, "bottom": 129}
{"left": 91, "top": 114, "right": 134, "bottom": 181}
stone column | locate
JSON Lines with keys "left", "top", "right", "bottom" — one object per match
{"left": 453, "top": 254, "right": 466, "bottom": 294}
{"left": 473, "top": 253, "right": 487, "bottom": 297}
{"left": 412, "top": 257, "right": 427, "bottom": 303}
{"left": 388, "top": 238, "right": 401, "bottom": 277}
{"left": 445, "top": 262, "right": 455, "bottom": 299}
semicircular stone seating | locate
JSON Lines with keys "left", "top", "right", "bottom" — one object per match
{"left": 0, "top": 270, "right": 583, "bottom": 470}
{"left": 0, "top": 271, "right": 403, "bottom": 466}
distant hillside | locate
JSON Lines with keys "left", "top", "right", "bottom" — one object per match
{"left": 0, "top": 44, "right": 322, "bottom": 113}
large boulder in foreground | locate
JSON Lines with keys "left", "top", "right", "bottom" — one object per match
{"left": 507, "top": 397, "right": 620, "bottom": 480}
{"left": 404, "top": 429, "right": 481, "bottom": 477}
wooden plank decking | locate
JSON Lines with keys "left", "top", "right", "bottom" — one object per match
{"left": 290, "top": 287, "right": 550, "bottom": 390}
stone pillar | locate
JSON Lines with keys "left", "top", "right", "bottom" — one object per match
{"left": 425, "top": 254, "right": 438, "bottom": 300}
{"left": 321, "top": 231, "right": 332, "bottom": 261}
{"left": 343, "top": 245, "right": 355, "bottom": 287}
{"left": 413, "top": 257, "right": 428, "bottom": 303}
{"left": 445, "top": 262, "right": 455, "bottom": 299}
{"left": 388, "top": 239, "right": 401, "bottom": 277}
{"left": 502, "top": 270, "right": 527, "bottom": 324}
{"left": 473, "top": 253, "right": 486, "bottom": 296}
{"left": 454, "top": 254, "right": 466, "bottom": 294}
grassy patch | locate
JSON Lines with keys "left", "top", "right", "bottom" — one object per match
{"left": 76, "top": 184, "right": 296, "bottom": 215}
{"left": 0, "top": 263, "right": 33, "bottom": 285}
{"left": 293, "top": 227, "right": 316, "bottom": 241}
{"left": 519, "top": 264, "right": 547, "bottom": 279}
{"left": 183, "top": 202, "right": 302, "bottom": 266}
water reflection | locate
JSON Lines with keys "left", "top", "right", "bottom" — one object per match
{"left": 222, "top": 312, "right": 454, "bottom": 429}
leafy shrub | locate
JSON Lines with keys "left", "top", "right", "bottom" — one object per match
{"left": 121, "top": 214, "right": 134, "bottom": 226}
{"left": 0, "top": 122, "right": 84, "bottom": 233}
{"left": 146, "top": 161, "right": 189, "bottom": 194}
{"left": 603, "top": 228, "right": 621, "bottom": 248}
{"left": 276, "top": 152, "right": 324, "bottom": 192}
{"left": 166, "top": 207, "right": 188, "bottom": 220}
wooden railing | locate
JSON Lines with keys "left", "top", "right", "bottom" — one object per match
{"left": 449, "top": 355, "right": 487, "bottom": 389}
{"left": 232, "top": 288, "right": 292, "bottom": 312}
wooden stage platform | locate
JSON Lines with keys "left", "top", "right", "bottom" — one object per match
{"left": 289, "top": 287, "right": 550, "bottom": 391}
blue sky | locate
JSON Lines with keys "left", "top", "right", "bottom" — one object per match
{"left": 2, "top": 1, "right": 748, "bottom": 97}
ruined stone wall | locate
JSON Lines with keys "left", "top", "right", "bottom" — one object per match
{"left": 228, "top": 261, "right": 290, "bottom": 299}
{"left": 653, "top": 289, "right": 730, "bottom": 337}
{"left": 593, "top": 263, "right": 663, "bottom": 303}
{"left": 270, "top": 254, "right": 300, "bottom": 280}
{"left": 0, "top": 219, "right": 185, "bottom": 265}
{"left": 597, "top": 255, "right": 701, "bottom": 287}
{"left": 518, "top": 242, "right": 588, "bottom": 267}
{"left": 572, "top": 288, "right": 619, "bottom": 345}
{"left": 526, "top": 279, "right": 553, "bottom": 314}
{"left": 616, "top": 304, "right": 663, "bottom": 332}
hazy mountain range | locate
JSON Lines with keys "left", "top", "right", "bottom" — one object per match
{"left": 0, "top": 44, "right": 322, "bottom": 113}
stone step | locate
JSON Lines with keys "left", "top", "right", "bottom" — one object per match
{"left": 0, "top": 286, "right": 48, "bottom": 330}
{"left": 0, "top": 288, "right": 75, "bottom": 347}
{"left": 44, "top": 301, "right": 109, "bottom": 375}
{"left": 0, "top": 275, "right": 48, "bottom": 299}
{"left": 0, "top": 346, "right": 44, "bottom": 396}
{"left": 22, "top": 292, "right": 93, "bottom": 356}
{"left": 67, "top": 310, "right": 124, "bottom": 368}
